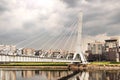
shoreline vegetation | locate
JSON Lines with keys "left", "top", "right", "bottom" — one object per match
{"left": 91, "top": 61, "right": 120, "bottom": 65}
{"left": 0, "top": 62, "right": 120, "bottom": 70}
{"left": 69, "top": 62, "right": 120, "bottom": 71}
{"left": 0, "top": 61, "right": 120, "bottom": 66}
{"left": 0, "top": 62, "right": 69, "bottom": 70}
{"left": 0, "top": 62, "right": 68, "bottom": 66}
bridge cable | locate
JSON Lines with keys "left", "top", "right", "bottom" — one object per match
{"left": 48, "top": 17, "right": 78, "bottom": 50}
{"left": 57, "top": 18, "right": 78, "bottom": 49}
{"left": 68, "top": 19, "right": 79, "bottom": 51}
{"left": 16, "top": 30, "right": 47, "bottom": 47}
{"left": 22, "top": 32, "right": 50, "bottom": 48}
{"left": 40, "top": 17, "right": 78, "bottom": 50}
{"left": 61, "top": 19, "right": 78, "bottom": 51}
{"left": 55, "top": 18, "right": 78, "bottom": 50}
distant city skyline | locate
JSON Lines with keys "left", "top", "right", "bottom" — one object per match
{"left": 0, "top": 0, "right": 120, "bottom": 50}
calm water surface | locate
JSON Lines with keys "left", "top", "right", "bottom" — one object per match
{"left": 0, "top": 68, "right": 119, "bottom": 80}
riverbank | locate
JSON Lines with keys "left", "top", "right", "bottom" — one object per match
{"left": 69, "top": 62, "right": 120, "bottom": 70}
{"left": 87, "top": 62, "right": 120, "bottom": 70}
{"left": 0, "top": 62, "right": 68, "bottom": 70}
{"left": 0, "top": 66, "right": 68, "bottom": 70}
{"left": 0, "top": 62, "right": 68, "bottom": 66}
{"left": 0, "top": 62, "right": 120, "bottom": 71}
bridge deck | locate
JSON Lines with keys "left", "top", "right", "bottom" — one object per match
{"left": 0, "top": 54, "right": 81, "bottom": 63}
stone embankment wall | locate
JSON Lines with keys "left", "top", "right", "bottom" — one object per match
{"left": 0, "top": 64, "right": 120, "bottom": 71}
{"left": 69, "top": 64, "right": 120, "bottom": 70}
{"left": 0, "top": 66, "right": 68, "bottom": 70}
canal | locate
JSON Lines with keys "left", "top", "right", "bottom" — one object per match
{"left": 0, "top": 68, "right": 119, "bottom": 80}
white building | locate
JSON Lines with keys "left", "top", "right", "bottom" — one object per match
{"left": 0, "top": 45, "right": 16, "bottom": 55}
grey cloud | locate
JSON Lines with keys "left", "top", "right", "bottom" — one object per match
{"left": 0, "top": 30, "right": 28, "bottom": 45}
{"left": 10, "top": 0, "right": 120, "bottom": 36}
{"left": 107, "top": 10, "right": 120, "bottom": 25}
{"left": 61, "top": 0, "right": 80, "bottom": 7}
{"left": 0, "top": 0, "right": 9, "bottom": 14}
{"left": 81, "top": 0, "right": 120, "bottom": 37}
{"left": 86, "top": 0, "right": 94, "bottom": 2}
{"left": 0, "top": 5, "right": 7, "bottom": 12}
{"left": 23, "top": 22, "right": 35, "bottom": 29}
{"left": 0, "top": 0, "right": 120, "bottom": 49}
{"left": 83, "top": 11, "right": 105, "bottom": 22}
{"left": 107, "top": 27, "right": 120, "bottom": 36}
{"left": 83, "top": 25, "right": 108, "bottom": 36}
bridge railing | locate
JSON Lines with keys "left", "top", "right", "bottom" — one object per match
{"left": 0, "top": 54, "right": 81, "bottom": 63}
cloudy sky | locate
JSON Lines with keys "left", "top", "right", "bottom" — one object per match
{"left": 0, "top": 0, "right": 120, "bottom": 50}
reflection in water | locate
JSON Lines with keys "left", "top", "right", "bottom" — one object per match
{"left": 0, "top": 70, "right": 16, "bottom": 80}
{"left": 0, "top": 70, "right": 73, "bottom": 80}
{"left": 89, "top": 70, "right": 120, "bottom": 80}
{"left": 0, "top": 69, "right": 119, "bottom": 80}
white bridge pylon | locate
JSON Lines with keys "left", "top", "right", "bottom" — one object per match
{"left": 73, "top": 12, "right": 88, "bottom": 64}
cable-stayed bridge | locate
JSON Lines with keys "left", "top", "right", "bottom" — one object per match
{"left": 0, "top": 12, "right": 88, "bottom": 64}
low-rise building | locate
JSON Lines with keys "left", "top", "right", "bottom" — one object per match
{"left": 22, "top": 48, "right": 35, "bottom": 56}
{"left": 0, "top": 45, "right": 16, "bottom": 55}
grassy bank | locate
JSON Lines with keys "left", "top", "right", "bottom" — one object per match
{"left": 90, "top": 61, "right": 120, "bottom": 65}
{"left": 0, "top": 62, "right": 69, "bottom": 66}
{"left": 0, "top": 61, "right": 120, "bottom": 66}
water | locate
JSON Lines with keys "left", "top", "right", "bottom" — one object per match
{"left": 0, "top": 68, "right": 119, "bottom": 80}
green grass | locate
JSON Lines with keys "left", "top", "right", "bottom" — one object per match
{"left": 110, "top": 62, "right": 120, "bottom": 64}
{"left": 1, "top": 62, "right": 120, "bottom": 66}
{"left": 90, "top": 61, "right": 120, "bottom": 65}
{"left": 90, "top": 62, "right": 110, "bottom": 65}
{"left": 0, "top": 62, "right": 69, "bottom": 66}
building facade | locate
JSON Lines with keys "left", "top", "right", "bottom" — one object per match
{"left": 86, "top": 37, "right": 120, "bottom": 62}
{"left": 104, "top": 38, "right": 120, "bottom": 62}
{"left": 88, "top": 41, "right": 105, "bottom": 55}
{"left": 0, "top": 45, "right": 16, "bottom": 55}
{"left": 86, "top": 41, "right": 105, "bottom": 61}
{"left": 22, "top": 48, "right": 35, "bottom": 56}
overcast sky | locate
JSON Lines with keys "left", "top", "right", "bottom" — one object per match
{"left": 0, "top": 0, "right": 120, "bottom": 50}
